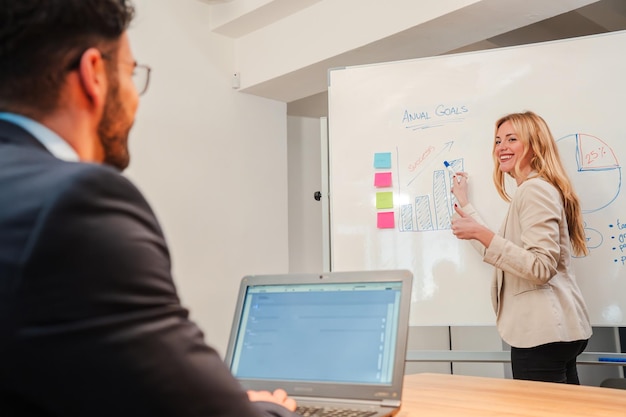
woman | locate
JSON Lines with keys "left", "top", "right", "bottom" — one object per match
{"left": 450, "top": 111, "right": 592, "bottom": 384}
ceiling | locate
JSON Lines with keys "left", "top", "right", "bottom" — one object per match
{"left": 452, "top": 0, "right": 626, "bottom": 53}
{"left": 277, "top": 0, "right": 626, "bottom": 116}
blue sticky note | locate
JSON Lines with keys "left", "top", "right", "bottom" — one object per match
{"left": 374, "top": 152, "right": 392, "bottom": 169}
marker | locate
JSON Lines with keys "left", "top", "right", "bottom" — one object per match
{"left": 444, "top": 160, "right": 461, "bottom": 184}
{"left": 598, "top": 357, "right": 626, "bottom": 363}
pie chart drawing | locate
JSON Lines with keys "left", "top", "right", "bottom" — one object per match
{"left": 556, "top": 134, "right": 622, "bottom": 214}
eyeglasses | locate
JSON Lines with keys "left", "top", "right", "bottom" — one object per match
{"left": 130, "top": 63, "right": 151, "bottom": 96}
{"left": 68, "top": 50, "right": 152, "bottom": 96}
{"left": 101, "top": 52, "right": 151, "bottom": 96}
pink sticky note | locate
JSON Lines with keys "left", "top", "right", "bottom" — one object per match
{"left": 374, "top": 172, "right": 392, "bottom": 187}
{"left": 377, "top": 212, "right": 395, "bottom": 229}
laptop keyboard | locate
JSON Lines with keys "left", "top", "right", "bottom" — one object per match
{"left": 295, "top": 406, "right": 379, "bottom": 417}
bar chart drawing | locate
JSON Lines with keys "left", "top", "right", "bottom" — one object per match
{"left": 400, "top": 204, "right": 415, "bottom": 231}
{"left": 415, "top": 195, "right": 432, "bottom": 230}
{"left": 399, "top": 157, "right": 464, "bottom": 232}
{"left": 433, "top": 170, "right": 452, "bottom": 230}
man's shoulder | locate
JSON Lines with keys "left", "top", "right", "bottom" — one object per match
{"left": 46, "top": 161, "right": 139, "bottom": 196}
{"left": 7, "top": 159, "right": 150, "bottom": 219}
{"left": 51, "top": 164, "right": 155, "bottom": 222}
{"left": 56, "top": 161, "right": 131, "bottom": 187}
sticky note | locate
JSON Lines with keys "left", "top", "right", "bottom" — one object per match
{"left": 374, "top": 172, "right": 392, "bottom": 187}
{"left": 377, "top": 212, "right": 395, "bottom": 229}
{"left": 374, "top": 152, "right": 392, "bottom": 169}
{"left": 376, "top": 192, "right": 393, "bottom": 209}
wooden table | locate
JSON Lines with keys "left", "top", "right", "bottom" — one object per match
{"left": 397, "top": 373, "right": 626, "bottom": 416}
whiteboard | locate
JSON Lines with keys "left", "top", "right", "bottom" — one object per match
{"left": 328, "top": 31, "right": 626, "bottom": 326}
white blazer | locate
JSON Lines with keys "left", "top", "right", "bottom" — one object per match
{"left": 460, "top": 176, "right": 592, "bottom": 348}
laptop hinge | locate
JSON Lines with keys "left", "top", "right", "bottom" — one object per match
{"left": 381, "top": 399, "right": 401, "bottom": 408}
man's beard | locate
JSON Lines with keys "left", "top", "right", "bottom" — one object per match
{"left": 97, "top": 78, "right": 132, "bottom": 171}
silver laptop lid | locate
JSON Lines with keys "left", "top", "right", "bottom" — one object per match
{"left": 224, "top": 270, "right": 413, "bottom": 403}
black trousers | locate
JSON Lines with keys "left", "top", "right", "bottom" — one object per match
{"left": 510, "top": 339, "right": 589, "bottom": 384}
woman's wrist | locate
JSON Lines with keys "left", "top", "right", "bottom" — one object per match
{"left": 478, "top": 228, "right": 494, "bottom": 248}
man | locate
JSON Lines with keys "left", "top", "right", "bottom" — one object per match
{"left": 0, "top": 1, "right": 299, "bottom": 416}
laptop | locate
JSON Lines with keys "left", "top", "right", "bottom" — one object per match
{"left": 224, "top": 270, "right": 413, "bottom": 417}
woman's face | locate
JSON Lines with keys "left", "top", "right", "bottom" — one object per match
{"left": 494, "top": 120, "right": 533, "bottom": 183}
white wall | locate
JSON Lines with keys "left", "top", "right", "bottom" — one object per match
{"left": 126, "top": 0, "right": 289, "bottom": 355}
{"left": 287, "top": 116, "right": 323, "bottom": 273}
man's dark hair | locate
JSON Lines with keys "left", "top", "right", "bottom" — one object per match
{"left": 0, "top": 0, "right": 135, "bottom": 116}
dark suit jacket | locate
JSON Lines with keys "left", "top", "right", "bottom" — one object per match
{"left": 0, "top": 120, "right": 298, "bottom": 417}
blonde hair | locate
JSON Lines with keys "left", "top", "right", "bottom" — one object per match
{"left": 491, "top": 111, "right": 588, "bottom": 256}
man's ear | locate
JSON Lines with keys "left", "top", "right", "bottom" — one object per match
{"left": 76, "top": 48, "right": 108, "bottom": 109}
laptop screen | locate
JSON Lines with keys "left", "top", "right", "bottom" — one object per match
{"left": 229, "top": 281, "right": 403, "bottom": 386}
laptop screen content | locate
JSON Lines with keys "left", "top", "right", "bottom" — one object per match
{"left": 229, "top": 281, "right": 403, "bottom": 386}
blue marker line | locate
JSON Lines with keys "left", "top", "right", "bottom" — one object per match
{"left": 598, "top": 357, "right": 626, "bottom": 363}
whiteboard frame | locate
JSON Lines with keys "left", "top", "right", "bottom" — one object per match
{"left": 327, "top": 30, "right": 626, "bottom": 326}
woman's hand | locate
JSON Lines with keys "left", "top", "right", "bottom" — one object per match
{"left": 451, "top": 204, "right": 494, "bottom": 247}
{"left": 450, "top": 171, "right": 469, "bottom": 207}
